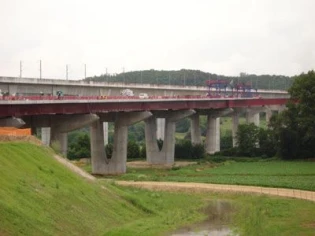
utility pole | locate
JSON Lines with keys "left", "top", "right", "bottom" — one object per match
{"left": 140, "top": 71, "right": 143, "bottom": 84}
{"left": 194, "top": 72, "right": 196, "bottom": 86}
{"left": 123, "top": 67, "right": 125, "bottom": 83}
{"left": 84, "top": 64, "right": 86, "bottom": 79}
{"left": 106, "top": 68, "right": 108, "bottom": 83}
{"left": 39, "top": 60, "right": 42, "bottom": 79}
{"left": 19, "top": 61, "right": 22, "bottom": 78}
{"left": 168, "top": 73, "right": 171, "bottom": 85}
{"left": 184, "top": 71, "right": 186, "bottom": 86}
{"left": 66, "top": 64, "right": 68, "bottom": 80}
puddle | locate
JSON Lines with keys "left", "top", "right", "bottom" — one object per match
{"left": 170, "top": 200, "right": 236, "bottom": 236}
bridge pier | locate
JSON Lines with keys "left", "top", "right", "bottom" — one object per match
{"left": 190, "top": 113, "right": 202, "bottom": 145}
{"left": 145, "top": 110, "right": 195, "bottom": 165}
{"left": 90, "top": 111, "right": 152, "bottom": 175}
{"left": 205, "top": 109, "right": 233, "bottom": 154}
{"left": 232, "top": 110, "right": 240, "bottom": 147}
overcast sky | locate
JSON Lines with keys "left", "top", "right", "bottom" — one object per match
{"left": 1, "top": 0, "right": 314, "bottom": 79}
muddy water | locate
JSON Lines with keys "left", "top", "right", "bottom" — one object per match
{"left": 170, "top": 200, "right": 235, "bottom": 236}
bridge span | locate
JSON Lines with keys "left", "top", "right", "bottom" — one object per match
{"left": 0, "top": 76, "right": 289, "bottom": 175}
{"left": 0, "top": 95, "right": 288, "bottom": 175}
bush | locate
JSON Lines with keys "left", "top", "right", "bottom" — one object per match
{"left": 175, "top": 140, "right": 205, "bottom": 159}
{"left": 191, "top": 143, "right": 205, "bottom": 159}
{"left": 140, "top": 145, "right": 146, "bottom": 159}
{"left": 127, "top": 141, "right": 140, "bottom": 159}
{"left": 67, "top": 133, "right": 90, "bottom": 160}
{"left": 220, "top": 135, "right": 233, "bottom": 150}
{"left": 105, "top": 143, "right": 113, "bottom": 159}
{"left": 175, "top": 140, "right": 193, "bottom": 159}
{"left": 236, "top": 123, "right": 259, "bottom": 157}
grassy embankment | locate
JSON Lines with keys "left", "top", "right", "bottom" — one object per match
{"left": 2, "top": 142, "right": 315, "bottom": 235}
{"left": 0, "top": 142, "right": 208, "bottom": 235}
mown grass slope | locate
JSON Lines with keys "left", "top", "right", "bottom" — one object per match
{"left": 0, "top": 142, "right": 206, "bottom": 235}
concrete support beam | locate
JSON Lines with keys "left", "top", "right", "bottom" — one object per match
{"left": 232, "top": 111, "right": 240, "bottom": 147}
{"left": 246, "top": 108, "right": 263, "bottom": 126}
{"left": 41, "top": 127, "right": 51, "bottom": 146}
{"left": 90, "top": 120, "right": 108, "bottom": 175}
{"left": 50, "top": 114, "right": 99, "bottom": 158}
{"left": 205, "top": 116, "right": 218, "bottom": 154}
{"left": 145, "top": 110, "right": 195, "bottom": 165}
{"left": 91, "top": 111, "right": 152, "bottom": 175}
{"left": 190, "top": 113, "right": 202, "bottom": 145}
{"left": 103, "top": 122, "right": 108, "bottom": 145}
{"left": 265, "top": 107, "right": 273, "bottom": 124}
{"left": 204, "top": 109, "right": 233, "bottom": 154}
{"left": 0, "top": 117, "right": 25, "bottom": 128}
{"left": 216, "top": 118, "right": 220, "bottom": 152}
{"left": 156, "top": 118, "right": 165, "bottom": 140}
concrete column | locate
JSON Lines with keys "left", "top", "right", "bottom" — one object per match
{"left": 145, "top": 110, "right": 195, "bottom": 165}
{"left": 190, "top": 113, "right": 201, "bottom": 145}
{"left": 156, "top": 118, "right": 165, "bottom": 140}
{"left": 246, "top": 109, "right": 260, "bottom": 126}
{"left": 58, "top": 133, "right": 68, "bottom": 157}
{"left": 91, "top": 111, "right": 152, "bottom": 175}
{"left": 41, "top": 127, "right": 51, "bottom": 146}
{"left": 51, "top": 114, "right": 99, "bottom": 158}
{"left": 232, "top": 112, "right": 239, "bottom": 147}
{"left": 144, "top": 116, "right": 160, "bottom": 163}
{"left": 50, "top": 129, "right": 68, "bottom": 157}
{"left": 204, "top": 109, "right": 233, "bottom": 153}
{"left": 215, "top": 118, "right": 220, "bottom": 152}
{"left": 103, "top": 122, "right": 108, "bottom": 145}
{"left": 265, "top": 108, "right": 273, "bottom": 124}
{"left": 205, "top": 116, "right": 217, "bottom": 154}
{"left": 160, "top": 119, "right": 176, "bottom": 164}
{"left": 90, "top": 120, "right": 108, "bottom": 175}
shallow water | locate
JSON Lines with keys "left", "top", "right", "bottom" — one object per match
{"left": 170, "top": 200, "right": 235, "bottom": 236}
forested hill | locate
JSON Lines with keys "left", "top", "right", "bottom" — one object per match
{"left": 86, "top": 69, "right": 294, "bottom": 90}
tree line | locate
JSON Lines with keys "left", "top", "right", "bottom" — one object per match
{"left": 86, "top": 69, "right": 294, "bottom": 90}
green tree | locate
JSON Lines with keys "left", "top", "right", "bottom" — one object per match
{"left": 127, "top": 141, "right": 140, "bottom": 159}
{"left": 67, "top": 133, "right": 90, "bottom": 160}
{"left": 236, "top": 123, "right": 259, "bottom": 157}
{"left": 270, "top": 71, "right": 315, "bottom": 159}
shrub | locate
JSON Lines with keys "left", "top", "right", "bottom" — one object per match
{"left": 127, "top": 141, "right": 140, "bottom": 159}
{"left": 105, "top": 143, "right": 113, "bottom": 159}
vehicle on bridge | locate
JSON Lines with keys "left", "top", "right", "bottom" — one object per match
{"left": 121, "top": 89, "right": 134, "bottom": 97}
{"left": 139, "top": 93, "right": 149, "bottom": 99}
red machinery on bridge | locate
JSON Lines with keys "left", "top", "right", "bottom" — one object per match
{"left": 206, "top": 79, "right": 258, "bottom": 98}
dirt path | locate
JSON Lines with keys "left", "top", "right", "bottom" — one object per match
{"left": 53, "top": 154, "right": 96, "bottom": 181}
{"left": 116, "top": 181, "right": 315, "bottom": 202}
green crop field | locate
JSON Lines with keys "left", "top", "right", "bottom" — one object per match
{"left": 107, "top": 160, "right": 315, "bottom": 191}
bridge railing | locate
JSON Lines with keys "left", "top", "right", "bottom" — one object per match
{"left": 0, "top": 94, "right": 263, "bottom": 101}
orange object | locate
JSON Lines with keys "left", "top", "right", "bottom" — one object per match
{"left": 0, "top": 127, "right": 31, "bottom": 136}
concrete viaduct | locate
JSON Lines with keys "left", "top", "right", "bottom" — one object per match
{"left": 0, "top": 76, "right": 289, "bottom": 175}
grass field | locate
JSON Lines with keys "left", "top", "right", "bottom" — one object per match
{"left": 0, "top": 142, "right": 208, "bottom": 235}
{"left": 2, "top": 142, "right": 315, "bottom": 235}
{"left": 101, "top": 160, "right": 315, "bottom": 191}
